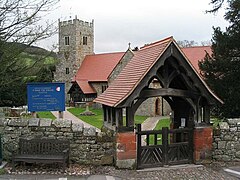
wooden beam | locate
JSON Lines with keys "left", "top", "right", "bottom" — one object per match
{"left": 132, "top": 98, "right": 147, "bottom": 113}
{"left": 115, "top": 108, "right": 123, "bottom": 127}
{"left": 166, "top": 70, "right": 180, "bottom": 88}
{"left": 140, "top": 88, "right": 200, "bottom": 99}
{"left": 162, "top": 96, "right": 175, "bottom": 110}
{"left": 126, "top": 107, "right": 134, "bottom": 128}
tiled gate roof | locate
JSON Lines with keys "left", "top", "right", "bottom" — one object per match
{"left": 94, "top": 37, "right": 173, "bottom": 107}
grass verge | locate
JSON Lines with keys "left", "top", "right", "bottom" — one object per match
{"left": 37, "top": 111, "right": 56, "bottom": 120}
{"left": 68, "top": 107, "right": 103, "bottom": 129}
{"left": 68, "top": 107, "right": 148, "bottom": 129}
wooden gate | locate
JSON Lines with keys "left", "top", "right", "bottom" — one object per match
{"left": 136, "top": 124, "right": 193, "bottom": 169}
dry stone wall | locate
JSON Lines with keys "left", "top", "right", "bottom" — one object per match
{"left": 213, "top": 118, "right": 240, "bottom": 162}
{"left": 0, "top": 118, "right": 115, "bottom": 166}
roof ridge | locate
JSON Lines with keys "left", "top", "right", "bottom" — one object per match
{"left": 140, "top": 36, "right": 173, "bottom": 50}
{"left": 85, "top": 51, "right": 125, "bottom": 57}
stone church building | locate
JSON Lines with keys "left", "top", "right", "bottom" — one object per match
{"left": 54, "top": 17, "right": 212, "bottom": 116}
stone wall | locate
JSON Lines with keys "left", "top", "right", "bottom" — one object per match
{"left": 213, "top": 118, "right": 240, "bottom": 162}
{"left": 0, "top": 118, "right": 115, "bottom": 165}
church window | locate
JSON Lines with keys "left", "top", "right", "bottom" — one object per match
{"left": 102, "top": 85, "right": 108, "bottom": 93}
{"left": 66, "top": 68, "right": 70, "bottom": 74}
{"left": 65, "top": 36, "right": 70, "bottom": 45}
{"left": 83, "top": 36, "right": 87, "bottom": 45}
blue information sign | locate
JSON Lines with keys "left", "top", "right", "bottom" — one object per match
{"left": 27, "top": 82, "right": 65, "bottom": 112}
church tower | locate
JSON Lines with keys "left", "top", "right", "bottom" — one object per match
{"left": 54, "top": 16, "right": 94, "bottom": 98}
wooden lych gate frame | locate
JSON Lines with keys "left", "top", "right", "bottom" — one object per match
{"left": 94, "top": 37, "right": 222, "bottom": 168}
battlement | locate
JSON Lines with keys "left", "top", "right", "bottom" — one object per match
{"left": 59, "top": 16, "right": 94, "bottom": 28}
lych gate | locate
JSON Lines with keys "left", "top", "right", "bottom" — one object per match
{"left": 94, "top": 37, "right": 222, "bottom": 169}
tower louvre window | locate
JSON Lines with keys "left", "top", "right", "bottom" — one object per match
{"left": 66, "top": 68, "right": 70, "bottom": 74}
{"left": 65, "top": 36, "right": 70, "bottom": 45}
{"left": 83, "top": 36, "right": 87, "bottom": 45}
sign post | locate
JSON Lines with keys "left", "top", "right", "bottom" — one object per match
{"left": 27, "top": 83, "right": 65, "bottom": 117}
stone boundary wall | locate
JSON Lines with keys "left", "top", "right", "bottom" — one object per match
{"left": 213, "top": 118, "right": 240, "bottom": 162}
{"left": 0, "top": 118, "right": 115, "bottom": 165}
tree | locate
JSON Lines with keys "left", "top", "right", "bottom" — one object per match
{"left": 177, "top": 40, "right": 198, "bottom": 48}
{"left": 0, "top": 0, "right": 59, "bottom": 106}
{"left": 199, "top": 0, "right": 240, "bottom": 118}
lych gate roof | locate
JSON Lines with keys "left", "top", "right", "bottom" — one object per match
{"left": 94, "top": 37, "right": 222, "bottom": 107}
{"left": 94, "top": 37, "right": 173, "bottom": 107}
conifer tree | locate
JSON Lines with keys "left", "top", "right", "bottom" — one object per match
{"left": 199, "top": 0, "right": 240, "bottom": 117}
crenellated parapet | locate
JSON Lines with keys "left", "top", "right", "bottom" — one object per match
{"left": 58, "top": 17, "right": 94, "bottom": 28}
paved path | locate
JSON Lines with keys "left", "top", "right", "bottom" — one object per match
{"left": 51, "top": 108, "right": 100, "bottom": 132}
{"left": 140, "top": 116, "right": 169, "bottom": 145}
{"left": 141, "top": 116, "right": 169, "bottom": 131}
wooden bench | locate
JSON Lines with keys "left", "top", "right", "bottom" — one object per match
{"left": 12, "top": 138, "right": 70, "bottom": 170}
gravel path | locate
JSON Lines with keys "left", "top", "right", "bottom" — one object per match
{"left": 51, "top": 108, "right": 100, "bottom": 132}
{"left": 3, "top": 163, "right": 237, "bottom": 180}
{"left": 92, "top": 165, "right": 237, "bottom": 180}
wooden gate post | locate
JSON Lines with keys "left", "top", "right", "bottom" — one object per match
{"left": 162, "top": 127, "right": 169, "bottom": 165}
{"left": 136, "top": 124, "right": 141, "bottom": 169}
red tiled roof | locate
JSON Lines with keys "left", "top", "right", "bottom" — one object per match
{"left": 75, "top": 52, "right": 125, "bottom": 82}
{"left": 94, "top": 37, "right": 173, "bottom": 107}
{"left": 76, "top": 80, "right": 96, "bottom": 94}
{"left": 74, "top": 52, "right": 124, "bottom": 94}
{"left": 94, "top": 37, "right": 222, "bottom": 107}
{"left": 182, "top": 46, "right": 212, "bottom": 73}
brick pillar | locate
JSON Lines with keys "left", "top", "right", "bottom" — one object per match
{"left": 116, "top": 132, "right": 136, "bottom": 169}
{"left": 194, "top": 126, "right": 213, "bottom": 164}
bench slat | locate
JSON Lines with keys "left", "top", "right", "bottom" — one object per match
{"left": 12, "top": 138, "right": 70, "bottom": 171}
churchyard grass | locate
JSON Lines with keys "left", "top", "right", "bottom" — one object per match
{"left": 37, "top": 111, "right": 56, "bottom": 120}
{"left": 68, "top": 107, "right": 103, "bottom": 129}
{"left": 149, "top": 118, "right": 170, "bottom": 145}
{"left": 68, "top": 107, "right": 148, "bottom": 129}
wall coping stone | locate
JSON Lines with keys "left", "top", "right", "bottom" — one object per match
{"left": 219, "top": 122, "right": 229, "bottom": 130}
{"left": 28, "top": 118, "right": 40, "bottom": 127}
{"left": 83, "top": 127, "right": 96, "bottom": 136}
{"left": 39, "top": 118, "right": 52, "bottom": 127}
{"left": 0, "top": 118, "right": 8, "bottom": 126}
{"left": 8, "top": 118, "right": 28, "bottom": 127}
{"left": 53, "top": 119, "right": 72, "bottom": 128}
{"left": 194, "top": 125, "right": 212, "bottom": 129}
{"left": 227, "top": 118, "right": 240, "bottom": 125}
{"left": 72, "top": 123, "right": 84, "bottom": 132}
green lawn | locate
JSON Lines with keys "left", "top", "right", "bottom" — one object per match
{"left": 123, "top": 115, "right": 149, "bottom": 126}
{"left": 68, "top": 107, "right": 103, "bottom": 129}
{"left": 67, "top": 107, "right": 148, "bottom": 129}
{"left": 37, "top": 111, "right": 56, "bottom": 120}
{"left": 148, "top": 118, "right": 171, "bottom": 145}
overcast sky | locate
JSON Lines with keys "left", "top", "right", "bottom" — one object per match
{"left": 38, "top": 0, "right": 229, "bottom": 53}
